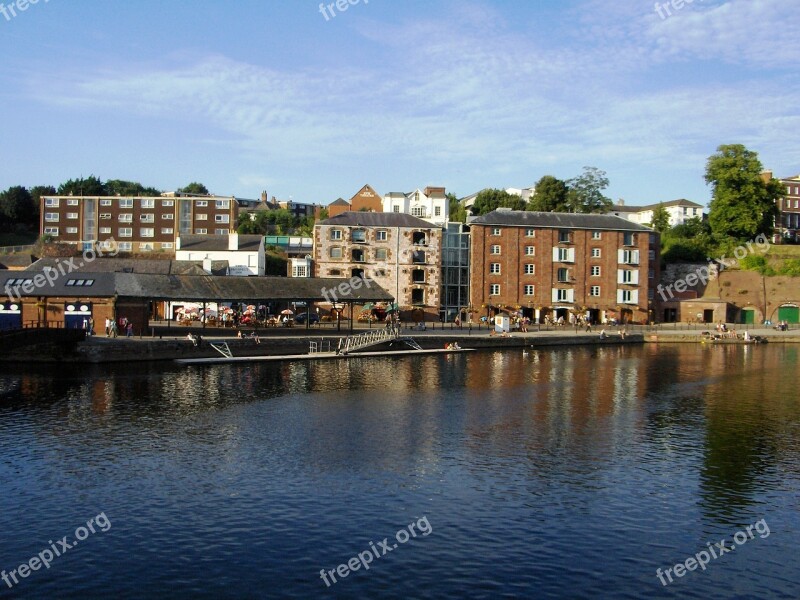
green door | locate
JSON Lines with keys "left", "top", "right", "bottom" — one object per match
{"left": 742, "top": 309, "right": 755, "bottom": 325}
{"left": 777, "top": 306, "right": 800, "bottom": 324}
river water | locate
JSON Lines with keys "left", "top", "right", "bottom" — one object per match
{"left": 0, "top": 344, "right": 798, "bottom": 599}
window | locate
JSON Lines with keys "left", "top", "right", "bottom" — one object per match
{"left": 44, "top": 213, "right": 59, "bottom": 222}
{"left": 140, "top": 214, "right": 154, "bottom": 223}
{"left": 66, "top": 227, "right": 78, "bottom": 234}
{"left": 162, "top": 199, "right": 174, "bottom": 207}
{"left": 490, "top": 245, "right": 501, "bottom": 255}
{"left": 411, "top": 206, "right": 426, "bottom": 218}
{"left": 215, "top": 214, "right": 230, "bottom": 223}
{"left": 44, "top": 227, "right": 59, "bottom": 235}
{"left": 119, "top": 199, "right": 133, "bottom": 208}
{"left": 330, "top": 229, "right": 342, "bottom": 241}
{"left": 141, "top": 199, "right": 155, "bottom": 208}
{"left": 375, "top": 248, "right": 388, "bottom": 260}
{"left": 329, "top": 269, "right": 342, "bottom": 276}
{"left": 619, "top": 249, "right": 640, "bottom": 265}
{"left": 330, "top": 247, "right": 343, "bottom": 258}
{"left": 193, "top": 228, "right": 207, "bottom": 234}
{"left": 492, "top": 227, "right": 501, "bottom": 236}
{"left": 65, "top": 279, "right": 95, "bottom": 287}
{"left": 617, "top": 269, "right": 639, "bottom": 284}
{"left": 623, "top": 232, "right": 637, "bottom": 246}
{"left": 525, "top": 228, "right": 535, "bottom": 237}
{"left": 434, "top": 206, "right": 441, "bottom": 217}
{"left": 292, "top": 264, "right": 308, "bottom": 278}
{"left": 412, "top": 251, "right": 426, "bottom": 264}
{"left": 351, "top": 229, "right": 366, "bottom": 243}
{"left": 119, "top": 213, "right": 133, "bottom": 223}
{"left": 552, "top": 288, "right": 574, "bottom": 302}
{"left": 196, "top": 214, "right": 208, "bottom": 221}
{"left": 139, "top": 243, "right": 154, "bottom": 251}
{"left": 525, "top": 246, "right": 535, "bottom": 256}
{"left": 376, "top": 230, "right": 388, "bottom": 241}
{"left": 215, "top": 228, "right": 228, "bottom": 235}
{"left": 592, "top": 231, "right": 602, "bottom": 240}
{"left": 412, "top": 232, "right": 427, "bottom": 245}
{"left": 649, "top": 268, "right": 655, "bottom": 279}
{"left": 161, "top": 242, "right": 174, "bottom": 249}
{"left": 351, "top": 249, "right": 365, "bottom": 262}
{"left": 592, "top": 248, "right": 601, "bottom": 258}
{"left": 99, "top": 227, "right": 111, "bottom": 234}
{"left": 118, "top": 242, "right": 132, "bottom": 251}
{"left": 141, "top": 228, "right": 154, "bottom": 238}
{"left": 66, "top": 198, "right": 79, "bottom": 206}
{"left": 590, "top": 286, "right": 600, "bottom": 297}
{"left": 161, "top": 227, "right": 174, "bottom": 235}
{"left": 411, "top": 289, "right": 425, "bottom": 305}
{"left": 558, "top": 231, "right": 571, "bottom": 243}
{"left": 412, "top": 269, "right": 425, "bottom": 283}
{"left": 100, "top": 199, "right": 112, "bottom": 206}
{"left": 557, "top": 268, "right": 570, "bottom": 282}
{"left": 196, "top": 200, "right": 208, "bottom": 207}
{"left": 524, "top": 285, "right": 535, "bottom": 296}
{"left": 100, "top": 213, "right": 111, "bottom": 220}
{"left": 649, "top": 250, "right": 656, "bottom": 260}
{"left": 216, "top": 199, "right": 230, "bottom": 209}
{"left": 162, "top": 213, "right": 174, "bottom": 220}
{"left": 591, "top": 266, "right": 601, "bottom": 276}
{"left": 554, "top": 247, "right": 575, "bottom": 262}
{"left": 617, "top": 289, "right": 639, "bottom": 304}
{"left": 44, "top": 198, "right": 60, "bottom": 207}
{"left": 393, "top": 206, "right": 399, "bottom": 213}
{"left": 490, "top": 284, "right": 500, "bottom": 296}
{"left": 524, "top": 264, "right": 535, "bottom": 274}
{"left": 490, "top": 263, "right": 501, "bottom": 274}
{"left": 119, "top": 228, "right": 132, "bottom": 237}
{"left": 67, "top": 212, "right": 78, "bottom": 219}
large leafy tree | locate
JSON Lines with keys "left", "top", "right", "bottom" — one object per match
{"left": 528, "top": 175, "right": 569, "bottom": 212}
{"left": 180, "top": 182, "right": 210, "bottom": 195}
{"left": 0, "top": 186, "right": 35, "bottom": 224}
{"left": 57, "top": 175, "right": 107, "bottom": 196}
{"left": 106, "top": 179, "right": 161, "bottom": 196}
{"left": 705, "top": 144, "right": 782, "bottom": 240}
{"left": 648, "top": 203, "right": 670, "bottom": 233}
{"left": 471, "top": 188, "right": 527, "bottom": 215}
{"left": 447, "top": 192, "right": 467, "bottom": 223}
{"left": 30, "top": 185, "right": 56, "bottom": 222}
{"left": 566, "top": 167, "right": 612, "bottom": 213}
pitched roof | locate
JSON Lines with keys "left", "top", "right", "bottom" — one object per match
{"left": 329, "top": 198, "right": 350, "bottom": 207}
{"left": 27, "top": 257, "right": 176, "bottom": 274}
{"left": 0, "top": 254, "right": 36, "bottom": 269}
{"left": 2, "top": 272, "right": 394, "bottom": 302}
{"left": 319, "top": 211, "right": 435, "bottom": 228}
{"left": 177, "top": 234, "right": 263, "bottom": 252}
{"left": 471, "top": 209, "right": 655, "bottom": 231}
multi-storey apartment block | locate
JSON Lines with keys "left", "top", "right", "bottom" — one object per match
{"left": 314, "top": 212, "right": 441, "bottom": 319}
{"left": 383, "top": 186, "right": 449, "bottom": 228}
{"left": 777, "top": 174, "right": 800, "bottom": 241}
{"left": 610, "top": 199, "right": 704, "bottom": 227}
{"left": 469, "top": 209, "right": 659, "bottom": 324}
{"left": 40, "top": 194, "right": 238, "bottom": 253}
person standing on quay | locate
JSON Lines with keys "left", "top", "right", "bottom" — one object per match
{"left": 126, "top": 322, "right": 133, "bottom": 338}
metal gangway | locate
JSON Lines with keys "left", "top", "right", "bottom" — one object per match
{"left": 338, "top": 328, "right": 397, "bottom": 355}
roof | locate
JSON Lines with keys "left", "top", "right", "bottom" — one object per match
{"left": 0, "top": 254, "right": 36, "bottom": 269}
{"left": 328, "top": 198, "right": 350, "bottom": 207}
{"left": 319, "top": 211, "right": 435, "bottom": 228}
{"left": 470, "top": 209, "right": 655, "bottom": 231}
{"left": 177, "top": 234, "right": 263, "bottom": 252}
{"left": 612, "top": 199, "right": 704, "bottom": 212}
{"left": 2, "top": 272, "right": 394, "bottom": 302}
{"left": 26, "top": 257, "right": 230, "bottom": 276}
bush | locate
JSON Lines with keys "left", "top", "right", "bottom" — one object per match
{"left": 778, "top": 259, "right": 800, "bottom": 276}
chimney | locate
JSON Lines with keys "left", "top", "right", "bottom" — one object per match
{"left": 203, "top": 257, "right": 212, "bottom": 274}
{"left": 261, "top": 190, "right": 268, "bottom": 202}
{"left": 228, "top": 232, "right": 239, "bottom": 251}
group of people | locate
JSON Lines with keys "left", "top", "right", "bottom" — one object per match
{"left": 103, "top": 317, "right": 133, "bottom": 338}
{"left": 237, "top": 330, "right": 261, "bottom": 344}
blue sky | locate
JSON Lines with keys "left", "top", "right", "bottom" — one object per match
{"left": 1, "top": 0, "right": 797, "bottom": 207}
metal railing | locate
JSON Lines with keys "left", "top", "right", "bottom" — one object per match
{"left": 339, "top": 328, "right": 395, "bottom": 354}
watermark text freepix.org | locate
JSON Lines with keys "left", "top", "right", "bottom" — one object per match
{"left": 4, "top": 239, "right": 119, "bottom": 303}
{"left": 656, "top": 234, "right": 769, "bottom": 302}
{"left": 2, "top": 512, "right": 111, "bottom": 590}
{"left": 319, "top": 516, "right": 432, "bottom": 587}
{"left": 319, "top": 0, "right": 368, "bottom": 21}
{"left": 654, "top": 0, "right": 704, "bottom": 21}
{"left": 0, "top": 0, "right": 49, "bottom": 23}
{"left": 656, "top": 518, "right": 770, "bottom": 586}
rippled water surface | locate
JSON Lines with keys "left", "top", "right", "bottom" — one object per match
{"left": 1, "top": 344, "right": 799, "bottom": 599}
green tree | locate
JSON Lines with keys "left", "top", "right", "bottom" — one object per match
{"left": 648, "top": 203, "right": 670, "bottom": 233}
{"left": 57, "top": 175, "right": 107, "bottom": 196}
{"left": 106, "top": 179, "right": 161, "bottom": 196}
{"left": 471, "top": 188, "right": 527, "bottom": 215}
{"left": 447, "top": 192, "right": 467, "bottom": 223}
{"left": 0, "top": 186, "right": 35, "bottom": 224}
{"left": 318, "top": 208, "right": 329, "bottom": 221}
{"left": 705, "top": 144, "right": 782, "bottom": 240}
{"left": 529, "top": 175, "right": 569, "bottom": 212}
{"left": 180, "top": 182, "right": 210, "bottom": 195}
{"left": 566, "top": 167, "right": 612, "bottom": 213}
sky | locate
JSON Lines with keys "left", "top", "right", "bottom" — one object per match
{"left": 1, "top": 0, "right": 798, "bottom": 208}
